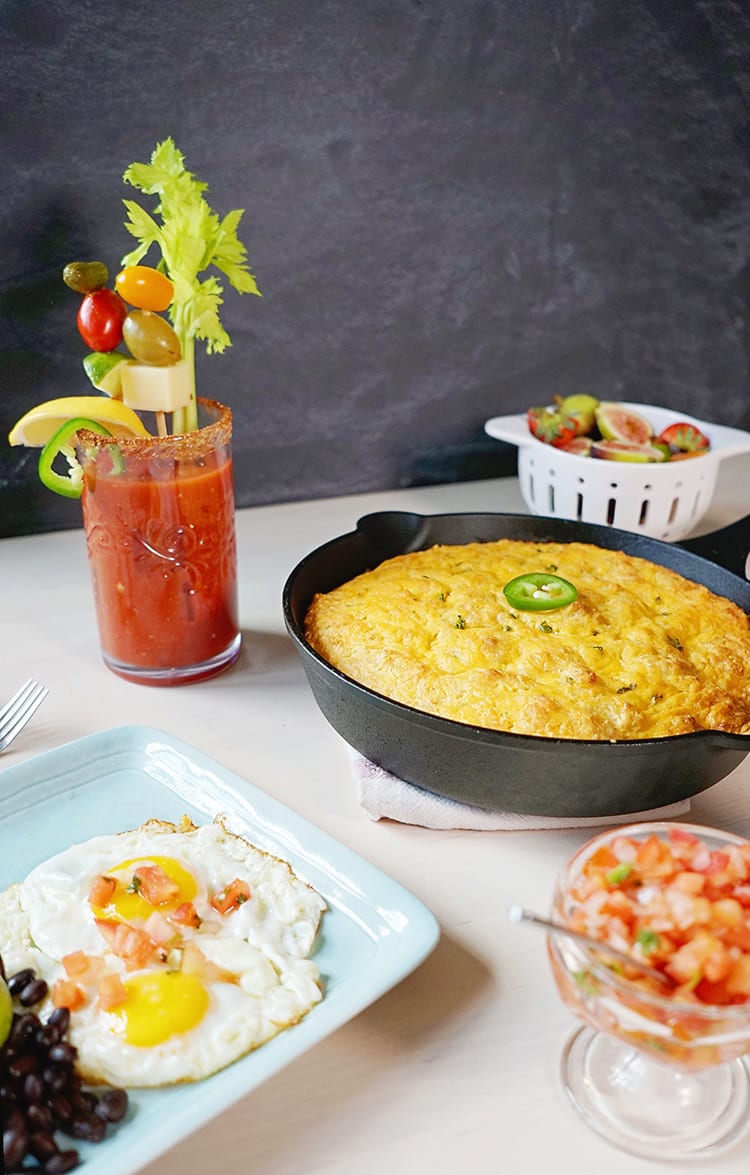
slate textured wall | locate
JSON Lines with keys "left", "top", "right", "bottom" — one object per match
{"left": 1, "top": 0, "right": 749, "bottom": 536}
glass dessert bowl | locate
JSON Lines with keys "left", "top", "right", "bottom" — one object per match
{"left": 548, "top": 821, "right": 750, "bottom": 1161}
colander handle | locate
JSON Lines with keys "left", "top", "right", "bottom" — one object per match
{"left": 679, "top": 514, "right": 750, "bottom": 580}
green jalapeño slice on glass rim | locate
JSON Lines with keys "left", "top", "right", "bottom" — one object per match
{"left": 503, "top": 572, "right": 578, "bottom": 611}
{"left": 38, "top": 417, "right": 124, "bottom": 499}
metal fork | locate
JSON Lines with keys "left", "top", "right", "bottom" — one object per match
{"left": 0, "top": 679, "right": 49, "bottom": 753}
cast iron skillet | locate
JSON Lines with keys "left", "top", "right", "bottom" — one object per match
{"left": 282, "top": 511, "right": 750, "bottom": 817}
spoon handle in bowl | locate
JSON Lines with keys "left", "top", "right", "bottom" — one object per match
{"left": 507, "top": 905, "right": 671, "bottom": 986}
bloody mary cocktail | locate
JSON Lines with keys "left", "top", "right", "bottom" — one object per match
{"left": 76, "top": 398, "right": 240, "bottom": 685}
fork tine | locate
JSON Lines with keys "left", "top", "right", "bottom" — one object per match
{"left": 0, "top": 679, "right": 37, "bottom": 733}
{"left": 0, "top": 681, "right": 48, "bottom": 751}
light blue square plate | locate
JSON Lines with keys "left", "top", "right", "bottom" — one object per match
{"left": 0, "top": 726, "right": 440, "bottom": 1174}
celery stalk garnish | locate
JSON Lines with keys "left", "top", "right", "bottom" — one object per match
{"left": 120, "top": 138, "right": 261, "bottom": 433}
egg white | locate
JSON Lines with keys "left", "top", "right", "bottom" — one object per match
{"left": 0, "top": 817, "right": 326, "bottom": 1087}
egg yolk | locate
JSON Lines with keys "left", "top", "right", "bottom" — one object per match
{"left": 91, "top": 855, "right": 197, "bottom": 922}
{"left": 114, "top": 971, "right": 209, "bottom": 1047}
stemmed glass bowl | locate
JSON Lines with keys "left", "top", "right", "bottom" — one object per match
{"left": 549, "top": 821, "right": 750, "bottom": 1162}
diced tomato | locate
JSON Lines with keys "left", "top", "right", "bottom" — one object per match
{"left": 704, "top": 851, "right": 730, "bottom": 876}
{"left": 665, "top": 930, "right": 729, "bottom": 985}
{"left": 693, "top": 977, "right": 734, "bottom": 1006}
{"left": 62, "top": 950, "right": 107, "bottom": 984}
{"left": 171, "top": 901, "right": 201, "bottom": 928}
{"left": 62, "top": 949, "right": 93, "bottom": 978}
{"left": 180, "top": 941, "right": 236, "bottom": 985}
{"left": 711, "top": 898, "right": 744, "bottom": 927}
{"left": 95, "top": 918, "right": 158, "bottom": 969}
{"left": 587, "top": 845, "right": 620, "bottom": 871}
{"left": 724, "top": 924, "right": 750, "bottom": 951}
{"left": 131, "top": 863, "right": 181, "bottom": 906}
{"left": 88, "top": 874, "right": 117, "bottom": 907}
{"left": 726, "top": 954, "right": 750, "bottom": 997}
{"left": 668, "top": 828, "right": 700, "bottom": 847}
{"left": 667, "top": 871, "right": 705, "bottom": 895}
{"left": 636, "top": 835, "right": 674, "bottom": 878}
{"left": 210, "top": 878, "right": 251, "bottom": 915}
{"left": 143, "top": 911, "right": 179, "bottom": 946}
{"left": 98, "top": 972, "right": 128, "bottom": 1011}
{"left": 52, "top": 978, "right": 86, "bottom": 1011}
{"left": 600, "top": 890, "right": 636, "bottom": 925}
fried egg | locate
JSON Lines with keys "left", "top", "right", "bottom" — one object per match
{"left": 0, "top": 817, "right": 326, "bottom": 1087}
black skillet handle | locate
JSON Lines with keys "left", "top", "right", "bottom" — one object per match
{"left": 355, "top": 511, "right": 527, "bottom": 560}
{"left": 355, "top": 512, "right": 426, "bottom": 560}
{"left": 679, "top": 514, "right": 750, "bottom": 581}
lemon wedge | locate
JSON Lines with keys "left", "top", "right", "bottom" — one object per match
{"left": 9, "top": 397, "right": 149, "bottom": 447}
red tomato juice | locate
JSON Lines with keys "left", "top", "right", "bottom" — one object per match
{"left": 80, "top": 446, "right": 239, "bottom": 683}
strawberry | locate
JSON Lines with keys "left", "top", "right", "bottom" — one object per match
{"left": 527, "top": 406, "right": 581, "bottom": 448}
{"left": 657, "top": 422, "right": 711, "bottom": 455}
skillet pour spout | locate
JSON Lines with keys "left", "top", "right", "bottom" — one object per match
{"left": 282, "top": 510, "right": 750, "bottom": 818}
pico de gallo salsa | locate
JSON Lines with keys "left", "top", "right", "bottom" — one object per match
{"left": 549, "top": 823, "right": 750, "bottom": 1071}
{"left": 565, "top": 825, "right": 750, "bottom": 1005}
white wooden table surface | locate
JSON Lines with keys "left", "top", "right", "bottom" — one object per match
{"left": 2, "top": 456, "right": 750, "bottom": 1175}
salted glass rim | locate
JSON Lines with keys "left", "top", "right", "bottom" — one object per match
{"left": 550, "top": 819, "right": 750, "bottom": 1019}
{"left": 75, "top": 396, "right": 232, "bottom": 457}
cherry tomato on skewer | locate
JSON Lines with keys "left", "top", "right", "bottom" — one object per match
{"left": 115, "top": 265, "right": 174, "bottom": 312}
{"left": 77, "top": 289, "right": 128, "bottom": 352}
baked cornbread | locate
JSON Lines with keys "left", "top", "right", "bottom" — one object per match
{"left": 304, "top": 540, "right": 750, "bottom": 741}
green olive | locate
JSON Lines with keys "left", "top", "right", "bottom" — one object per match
{"left": 62, "top": 260, "right": 109, "bottom": 293}
{"left": 122, "top": 310, "right": 182, "bottom": 365}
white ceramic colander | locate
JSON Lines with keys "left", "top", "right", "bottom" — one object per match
{"left": 485, "top": 402, "right": 750, "bottom": 542}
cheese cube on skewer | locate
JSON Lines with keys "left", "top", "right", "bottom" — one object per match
{"left": 120, "top": 360, "right": 192, "bottom": 413}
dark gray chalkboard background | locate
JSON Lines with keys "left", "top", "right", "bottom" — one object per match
{"left": 2, "top": 0, "right": 749, "bottom": 537}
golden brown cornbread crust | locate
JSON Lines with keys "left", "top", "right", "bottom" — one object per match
{"left": 304, "top": 540, "right": 750, "bottom": 741}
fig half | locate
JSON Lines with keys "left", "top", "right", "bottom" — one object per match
{"left": 595, "top": 402, "right": 654, "bottom": 445}
{"left": 590, "top": 439, "right": 669, "bottom": 463}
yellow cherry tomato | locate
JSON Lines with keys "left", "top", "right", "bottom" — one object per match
{"left": 115, "top": 266, "right": 174, "bottom": 312}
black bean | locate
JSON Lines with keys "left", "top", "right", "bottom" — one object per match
{"left": 3, "top": 1122, "right": 28, "bottom": 1168}
{"left": 8, "top": 1012, "right": 40, "bottom": 1049}
{"left": 2, "top": 980, "right": 128, "bottom": 1167}
{"left": 44, "top": 1149, "right": 80, "bottom": 1174}
{"left": 26, "top": 1102, "right": 54, "bottom": 1133}
{"left": 48, "top": 1092, "right": 73, "bottom": 1123}
{"left": 8, "top": 1052, "right": 39, "bottom": 1079}
{"left": 23, "top": 1069, "right": 45, "bottom": 1104}
{"left": 43, "top": 1064, "right": 68, "bottom": 1093}
{"left": 0, "top": 954, "right": 6, "bottom": 981}
{"left": 36, "top": 1022, "right": 61, "bottom": 1050}
{"left": 47, "top": 1007, "right": 70, "bottom": 1035}
{"left": 47, "top": 1043, "right": 76, "bottom": 1071}
{"left": 2, "top": 1106, "right": 23, "bottom": 1134}
{"left": 29, "top": 1129, "right": 59, "bottom": 1161}
{"left": 73, "top": 1090, "right": 98, "bottom": 1114}
{"left": 69, "top": 1112, "right": 107, "bottom": 1143}
{"left": 7, "top": 969, "right": 35, "bottom": 997}
{"left": 19, "top": 977, "right": 49, "bottom": 1008}
{"left": 94, "top": 1086, "right": 129, "bottom": 1123}
{"left": 47, "top": 1042, "right": 77, "bottom": 1067}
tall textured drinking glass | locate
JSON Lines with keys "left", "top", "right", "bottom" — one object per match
{"left": 75, "top": 397, "right": 240, "bottom": 686}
